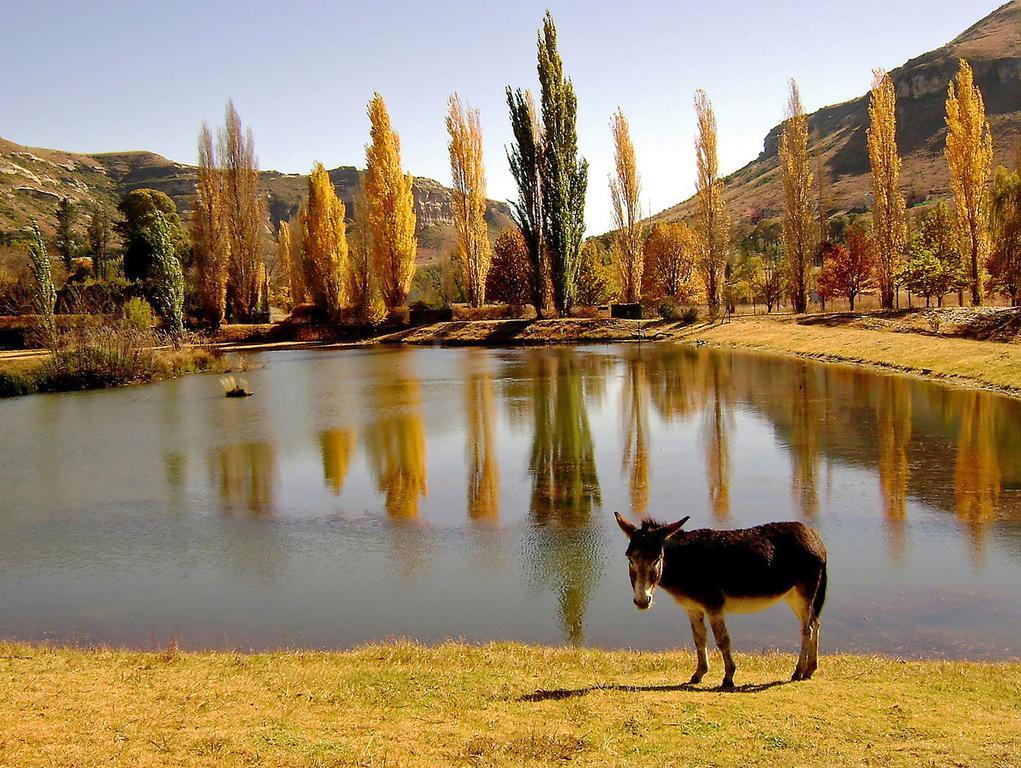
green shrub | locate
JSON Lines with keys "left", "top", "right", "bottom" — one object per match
{"left": 122, "top": 297, "right": 156, "bottom": 332}
{"left": 658, "top": 297, "right": 699, "bottom": 324}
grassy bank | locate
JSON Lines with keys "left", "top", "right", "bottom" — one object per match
{"left": 0, "top": 345, "right": 227, "bottom": 397}
{"left": 1, "top": 642, "right": 1018, "bottom": 767}
{"left": 685, "top": 315, "right": 1021, "bottom": 395}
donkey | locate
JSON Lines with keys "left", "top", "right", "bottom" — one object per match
{"left": 614, "top": 512, "right": 827, "bottom": 689}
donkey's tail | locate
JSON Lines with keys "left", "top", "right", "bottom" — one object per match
{"left": 811, "top": 562, "right": 827, "bottom": 622}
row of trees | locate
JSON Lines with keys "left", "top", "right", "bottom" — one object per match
{"left": 771, "top": 60, "right": 1012, "bottom": 312}
{"left": 21, "top": 17, "right": 1021, "bottom": 329}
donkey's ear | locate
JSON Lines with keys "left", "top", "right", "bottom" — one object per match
{"left": 614, "top": 511, "right": 637, "bottom": 538}
{"left": 659, "top": 516, "right": 690, "bottom": 540}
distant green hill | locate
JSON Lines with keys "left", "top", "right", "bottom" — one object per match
{"left": 0, "top": 137, "right": 513, "bottom": 265}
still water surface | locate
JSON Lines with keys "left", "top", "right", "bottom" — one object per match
{"left": 1, "top": 344, "right": 1019, "bottom": 658}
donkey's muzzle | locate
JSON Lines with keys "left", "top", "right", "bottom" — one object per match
{"left": 634, "top": 597, "right": 652, "bottom": 610}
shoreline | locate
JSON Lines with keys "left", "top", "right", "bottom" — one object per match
{"left": 6, "top": 311, "right": 1021, "bottom": 400}
{"left": 2, "top": 641, "right": 1018, "bottom": 766}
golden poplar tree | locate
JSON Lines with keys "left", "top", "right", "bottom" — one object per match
{"left": 446, "top": 94, "right": 492, "bottom": 308}
{"left": 868, "top": 70, "right": 907, "bottom": 309}
{"left": 348, "top": 175, "right": 384, "bottom": 324}
{"left": 218, "top": 100, "right": 268, "bottom": 322}
{"left": 779, "top": 80, "right": 815, "bottom": 314}
{"left": 365, "top": 93, "right": 417, "bottom": 310}
{"left": 693, "top": 90, "right": 729, "bottom": 313}
{"left": 300, "top": 162, "right": 348, "bottom": 317}
{"left": 192, "top": 122, "right": 228, "bottom": 326}
{"left": 278, "top": 220, "right": 305, "bottom": 309}
{"left": 946, "top": 59, "right": 994, "bottom": 305}
{"left": 609, "top": 109, "right": 644, "bottom": 303}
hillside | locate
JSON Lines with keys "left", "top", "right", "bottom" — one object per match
{"left": 652, "top": 0, "right": 1021, "bottom": 226}
{"left": 0, "top": 137, "right": 513, "bottom": 265}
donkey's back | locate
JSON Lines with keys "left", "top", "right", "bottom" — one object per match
{"left": 663, "top": 521, "right": 826, "bottom": 613}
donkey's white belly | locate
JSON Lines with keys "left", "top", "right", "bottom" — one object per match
{"left": 667, "top": 587, "right": 806, "bottom": 616}
{"left": 723, "top": 589, "right": 794, "bottom": 614}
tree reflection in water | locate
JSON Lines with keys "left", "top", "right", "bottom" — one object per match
{"left": 209, "top": 441, "right": 277, "bottom": 515}
{"left": 363, "top": 350, "right": 428, "bottom": 520}
{"left": 320, "top": 428, "right": 356, "bottom": 496}
{"left": 620, "top": 349, "right": 650, "bottom": 517}
{"left": 954, "top": 390, "right": 1002, "bottom": 564}
{"left": 876, "top": 377, "right": 912, "bottom": 560}
{"left": 787, "top": 365, "right": 822, "bottom": 519}
{"left": 519, "top": 349, "right": 603, "bottom": 645}
{"left": 700, "top": 352, "right": 733, "bottom": 520}
{"left": 464, "top": 350, "right": 500, "bottom": 521}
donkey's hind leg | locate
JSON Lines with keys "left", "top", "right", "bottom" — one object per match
{"left": 786, "top": 589, "right": 814, "bottom": 681}
{"left": 687, "top": 609, "right": 709, "bottom": 684}
{"left": 803, "top": 566, "right": 826, "bottom": 679}
{"left": 804, "top": 618, "right": 821, "bottom": 679}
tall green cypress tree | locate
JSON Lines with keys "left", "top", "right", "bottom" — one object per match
{"left": 537, "top": 12, "right": 588, "bottom": 315}
{"left": 146, "top": 211, "right": 185, "bottom": 341}
{"left": 505, "top": 86, "right": 545, "bottom": 315}
{"left": 54, "top": 197, "right": 79, "bottom": 270}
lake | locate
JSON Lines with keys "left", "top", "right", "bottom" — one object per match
{"left": 1, "top": 343, "right": 1019, "bottom": 659}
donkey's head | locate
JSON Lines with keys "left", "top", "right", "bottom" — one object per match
{"left": 614, "top": 512, "right": 689, "bottom": 610}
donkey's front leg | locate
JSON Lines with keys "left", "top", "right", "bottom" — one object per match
{"left": 708, "top": 611, "right": 737, "bottom": 689}
{"left": 687, "top": 609, "right": 709, "bottom": 684}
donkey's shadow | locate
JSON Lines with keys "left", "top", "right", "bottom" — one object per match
{"left": 519, "top": 679, "right": 788, "bottom": 702}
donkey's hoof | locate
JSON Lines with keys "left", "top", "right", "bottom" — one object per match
{"left": 720, "top": 678, "right": 735, "bottom": 690}
{"left": 688, "top": 672, "right": 705, "bottom": 685}
{"left": 790, "top": 670, "right": 804, "bottom": 682}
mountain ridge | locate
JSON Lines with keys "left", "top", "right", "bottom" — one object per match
{"left": 651, "top": 0, "right": 1021, "bottom": 227}
{"left": 0, "top": 136, "right": 513, "bottom": 265}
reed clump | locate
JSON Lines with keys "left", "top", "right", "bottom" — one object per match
{"left": 0, "top": 318, "right": 227, "bottom": 397}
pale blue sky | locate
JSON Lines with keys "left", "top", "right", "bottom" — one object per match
{"left": 1, "top": 1, "right": 1003, "bottom": 232}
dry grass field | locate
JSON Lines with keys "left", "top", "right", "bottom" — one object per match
{"left": 1, "top": 642, "right": 1019, "bottom": 767}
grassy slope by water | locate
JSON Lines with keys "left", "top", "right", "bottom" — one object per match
{"left": 683, "top": 315, "right": 1021, "bottom": 395}
{"left": 1, "top": 642, "right": 1019, "bottom": 767}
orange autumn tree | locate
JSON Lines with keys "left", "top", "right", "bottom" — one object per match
{"left": 365, "top": 93, "right": 417, "bottom": 311}
{"left": 642, "top": 221, "right": 696, "bottom": 302}
{"left": 487, "top": 228, "right": 533, "bottom": 305}
{"left": 301, "top": 162, "right": 348, "bottom": 317}
{"left": 945, "top": 59, "right": 994, "bottom": 305}
{"left": 817, "top": 222, "right": 877, "bottom": 311}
